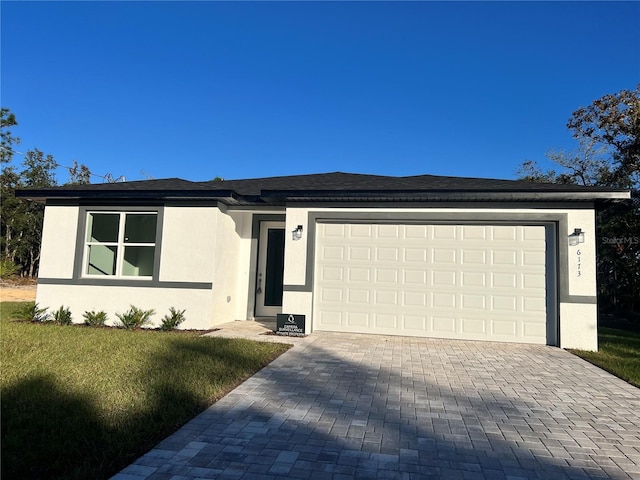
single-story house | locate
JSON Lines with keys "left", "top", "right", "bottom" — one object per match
{"left": 17, "top": 172, "right": 630, "bottom": 351}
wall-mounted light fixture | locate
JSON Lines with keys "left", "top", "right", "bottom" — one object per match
{"left": 569, "top": 228, "right": 585, "bottom": 246}
{"left": 292, "top": 225, "right": 303, "bottom": 241}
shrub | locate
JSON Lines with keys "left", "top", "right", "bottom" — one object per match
{"left": 0, "top": 259, "right": 20, "bottom": 278}
{"left": 20, "top": 303, "right": 50, "bottom": 323}
{"left": 115, "top": 305, "right": 155, "bottom": 329}
{"left": 83, "top": 310, "right": 108, "bottom": 327}
{"left": 53, "top": 306, "right": 72, "bottom": 325}
{"left": 160, "top": 307, "right": 186, "bottom": 331}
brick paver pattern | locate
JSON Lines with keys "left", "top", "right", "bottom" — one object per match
{"left": 113, "top": 333, "right": 640, "bottom": 480}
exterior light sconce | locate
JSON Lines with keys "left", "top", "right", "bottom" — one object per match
{"left": 292, "top": 225, "right": 303, "bottom": 241}
{"left": 569, "top": 228, "right": 585, "bottom": 246}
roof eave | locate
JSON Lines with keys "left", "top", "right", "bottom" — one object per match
{"left": 261, "top": 190, "right": 631, "bottom": 202}
{"left": 15, "top": 188, "right": 242, "bottom": 204}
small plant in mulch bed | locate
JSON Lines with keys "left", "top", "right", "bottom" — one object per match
{"left": 159, "top": 307, "right": 186, "bottom": 331}
{"left": 83, "top": 310, "right": 109, "bottom": 327}
{"left": 52, "top": 306, "right": 73, "bottom": 325}
{"left": 19, "top": 303, "right": 51, "bottom": 323}
{"left": 115, "top": 305, "right": 155, "bottom": 329}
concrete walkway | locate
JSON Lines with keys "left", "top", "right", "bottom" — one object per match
{"left": 114, "top": 324, "right": 640, "bottom": 480}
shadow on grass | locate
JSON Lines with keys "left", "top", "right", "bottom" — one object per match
{"left": 1, "top": 374, "right": 112, "bottom": 479}
{"left": 1, "top": 334, "right": 287, "bottom": 480}
{"left": 599, "top": 327, "right": 640, "bottom": 355}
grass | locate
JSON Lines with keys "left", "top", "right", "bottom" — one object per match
{"left": 571, "top": 327, "right": 640, "bottom": 389}
{"left": 0, "top": 302, "right": 291, "bottom": 480}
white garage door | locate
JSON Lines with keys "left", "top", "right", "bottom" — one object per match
{"left": 314, "top": 223, "right": 550, "bottom": 344}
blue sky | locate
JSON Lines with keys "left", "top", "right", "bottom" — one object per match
{"left": 2, "top": 1, "right": 638, "bottom": 183}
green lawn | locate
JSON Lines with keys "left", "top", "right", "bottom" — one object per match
{"left": 0, "top": 302, "right": 291, "bottom": 480}
{"left": 571, "top": 327, "right": 640, "bottom": 388}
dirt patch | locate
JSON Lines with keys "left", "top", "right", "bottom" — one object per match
{"left": 0, "top": 282, "right": 37, "bottom": 302}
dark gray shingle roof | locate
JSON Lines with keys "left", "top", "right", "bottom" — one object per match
{"left": 17, "top": 171, "right": 630, "bottom": 204}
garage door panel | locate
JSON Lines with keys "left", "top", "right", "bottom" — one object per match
{"left": 403, "top": 291, "right": 426, "bottom": 307}
{"left": 492, "top": 272, "right": 517, "bottom": 288}
{"left": 432, "top": 316, "right": 456, "bottom": 333}
{"left": 375, "top": 290, "right": 398, "bottom": 305}
{"left": 322, "top": 246, "right": 345, "bottom": 260}
{"left": 404, "top": 248, "right": 427, "bottom": 262}
{"left": 349, "top": 246, "right": 371, "bottom": 261}
{"left": 462, "top": 225, "right": 487, "bottom": 240}
{"left": 403, "top": 315, "right": 427, "bottom": 331}
{"left": 523, "top": 273, "right": 546, "bottom": 289}
{"left": 376, "top": 268, "right": 398, "bottom": 283}
{"left": 347, "top": 267, "right": 370, "bottom": 282}
{"left": 462, "top": 250, "right": 487, "bottom": 264}
{"left": 462, "top": 272, "right": 486, "bottom": 287}
{"left": 492, "top": 250, "right": 517, "bottom": 265}
{"left": 321, "top": 288, "right": 343, "bottom": 302}
{"left": 492, "top": 319, "right": 517, "bottom": 336}
{"left": 403, "top": 269, "right": 427, "bottom": 285}
{"left": 524, "top": 251, "right": 546, "bottom": 265}
{"left": 406, "top": 225, "right": 428, "bottom": 238}
{"left": 492, "top": 226, "right": 518, "bottom": 241}
{"left": 378, "top": 224, "right": 400, "bottom": 238}
{"left": 377, "top": 247, "right": 399, "bottom": 262}
{"left": 523, "top": 296, "right": 546, "bottom": 312}
{"left": 348, "top": 288, "right": 370, "bottom": 303}
{"left": 320, "top": 266, "right": 343, "bottom": 281}
{"left": 349, "top": 224, "right": 372, "bottom": 237}
{"left": 432, "top": 248, "right": 457, "bottom": 264}
{"left": 462, "top": 294, "right": 486, "bottom": 309}
{"left": 432, "top": 270, "right": 456, "bottom": 286}
{"left": 346, "top": 312, "right": 369, "bottom": 327}
{"left": 492, "top": 295, "right": 517, "bottom": 312}
{"left": 314, "top": 223, "right": 550, "bottom": 344}
{"left": 433, "top": 225, "right": 457, "bottom": 239}
{"left": 432, "top": 292, "right": 456, "bottom": 308}
{"left": 375, "top": 313, "right": 398, "bottom": 329}
{"left": 462, "top": 317, "right": 486, "bottom": 335}
{"left": 319, "top": 310, "right": 342, "bottom": 326}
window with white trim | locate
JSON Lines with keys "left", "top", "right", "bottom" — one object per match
{"left": 84, "top": 212, "right": 157, "bottom": 278}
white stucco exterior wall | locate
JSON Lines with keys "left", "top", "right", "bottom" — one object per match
{"left": 559, "top": 209, "right": 598, "bottom": 350}
{"left": 559, "top": 303, "right": 598, "bottom": 350}
{"left": 159, "top": 206, "right": 217, "bottom": 283}
{"left": 33, "top": 201, "right": 601, "bottom": 348}
{"left": 210, "top": 208, "right": 244, "bottom": 323}
{"left": 228, "top": 211, "right": 255, "bottom": 320}
{"left": 35, "top": 284, "right": 215, "bottom": 330}
{"left": 281, "top": 205, "right": 600, "bottom": 350}
{"left": 38, "top": 205, "right": 79, "bottom": 279}
{"left": 35, "top": 204, "right": 222, "bottom": 330}
{"left": 565, "top": 210, "right": 597, "bottom": 297}
{"left": 283, "top": 208, "right": 309, "bottom": 286}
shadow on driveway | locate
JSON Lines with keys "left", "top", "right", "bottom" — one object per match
{"left": 116, "top": 333, "right": 640, "bottom": 480}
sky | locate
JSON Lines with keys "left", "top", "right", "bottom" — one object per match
{"left": 1, "top": 1, "right": 639, "bottom": 184}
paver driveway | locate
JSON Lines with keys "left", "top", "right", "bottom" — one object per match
{"left": 114, "top": 333, "right": 640, "bottom": 480}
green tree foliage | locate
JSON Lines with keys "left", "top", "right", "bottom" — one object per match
{"left": 0, "top": 108, "right": 93, "bottom": 277}
{"left": 2, "top": 149, "right": 57, "bottom": 276}
{"left": 1, "top": 107, "right": 19, "bottom": 164}
{"left": 517, "top": 85, "right": 640, "bottom": 325}
{"left": 567, "top": 85, "right": 639, "bottom": 187}
{"left": 68, "top": 160, "right": 91, "bottom": 185}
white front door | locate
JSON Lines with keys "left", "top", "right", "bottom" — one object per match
{"left": 255, "top": 221, "right": 286, "bottom": 317}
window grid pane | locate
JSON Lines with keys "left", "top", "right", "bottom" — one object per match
{"left": 124, "top": 214, "right": 157, "bottom": 244}
{"left": 84, "top": 211, "right": 157, "bottom": 278}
